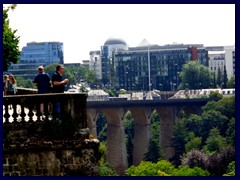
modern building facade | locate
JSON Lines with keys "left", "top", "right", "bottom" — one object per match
{"left": 89, "top": 51, "right": 102, "bottom": 80}
{"left": 224, "top": 46, "right": 235, "bottom": 79}
{"left": 100, "top": 38, "right": 128, "bottom": 84}
{"left": 114, "top": 43, "right": 208, "bottom": 91}
{"left": 206, "top": 46, "right": 235, "bottom": 80}
{"left": 6, "top": 42, "right": 64, "bottom": 79}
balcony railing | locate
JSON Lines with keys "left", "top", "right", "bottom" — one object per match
{"left": 3, "top": 92, "right": 88, "bottom": 129}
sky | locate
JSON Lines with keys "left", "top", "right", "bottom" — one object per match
{"left": 5, "top": 4, "right": 235, "bottom": 64}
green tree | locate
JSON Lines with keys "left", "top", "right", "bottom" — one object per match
{"left": 124, "top": 111, "right": 134, "bottom": 166}
{"left": 150, "top": 110, "right": 160, "bottom": 139}
{"left": 172, "top": 119, "right": 188, "bottom": 165}
{"left": 223, "top": 65, "right": 228, "bottom": 88}
{"left": 203, "top": 128, "right": 227, "bottom": 154}
{"left": 185, "top": 132, "right": 202, "bottom": 152}
{"left": 3, "top": 4, "right": 21, "bottom": 72}
{"left": 216, "top": 66, "right": 223, "bottom": 87}
{"left": 126, "top": 160, "right": 209, "bottom": 176}
{"left": 65, "top": 65, "right": 97, "bottom": 84}
{"left": 144, "top": 111, "right": 163, "bottom": 162}
{"left": 223, "top": 161, "right": 235, "bottom": 176}
{"left": 144, "top": 138, "right": 161, "bottom": 163}
{"left": 226, "top": 117, "right": 235, "bottom": 146}
{"left": 96, "top": 112, "right": 107, "bottom": 142}
{"left": 15, "top": 76, "right": 35, "bottom": 89}
{"left": 227, "top": 75, "right": 235, "bottom": 88}
{"left": 97, "top": 142, "right": 119, "bottom": 176}
{"left": 201, "top": 110, "right": 228, "bottom": 142}
{"left": 179, "top": 61, "right": 213, "bottom": 89}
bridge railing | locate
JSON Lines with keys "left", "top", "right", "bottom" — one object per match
{"left": 3, "top": 92, "right": 88, "bottom": 129}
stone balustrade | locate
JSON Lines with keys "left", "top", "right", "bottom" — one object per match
{"left": 3, "top": 92, "right": 88, "bottom": 129}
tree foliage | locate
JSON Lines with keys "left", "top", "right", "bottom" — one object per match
{"left": 64, "top": 65, "right": 97, "bottom": 84}
{"left": 203, "top": 128, "right": 227, "bottom": 154}
{"left": 15, "top": 76, "right": 35, "bottom": 89}
{"left": 227, "top": 75, "right": 235, "bottom": 88}
{"left": 172, "top": 119, "right": 188, "bottom": 165}
{"left": 223, "top": 161, "right": 235, "bottom": 176}
{"left": 126, "top": 160, "right": 210, "bottom": 176}
{"left": 178, "top": 61, "right": 213, "bottom": 89}
{"left": 96, "top": 112, "right": 107, "bottom": 142}
{"left": 3, "top": 4, "right": 21, "bottom": 72}
{"left": 124, "top": 111, "right": 134, "bottom": 166}
{"left": 185, "top": 132, "right": 202, "bottom": 152}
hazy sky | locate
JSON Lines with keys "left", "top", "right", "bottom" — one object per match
{"left": 5, "top": 4, "right": 235, "bottom": 63}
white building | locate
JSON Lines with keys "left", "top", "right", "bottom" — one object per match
{"left": 224, "top": 46, "right": 235, "bottom": 79}
{"left": 89, "top": 51, "right": 102, "bottom": 80}
{"left": 206, "top": 45, "right": 235, "bottom": 79}
{"left": 208, "top": 50, "right": 225, "bottom": 75}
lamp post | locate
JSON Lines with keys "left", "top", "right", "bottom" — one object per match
{"left": 173, "top": 83, "right": 177, "bottom": 91}
{"left": 159, "top": 83, "right": 163, "bottom": 91}
{"left": 210, "top": 83, "right": 213, "bottom": 89}
{"left": 177, "top": 71, "right": 179, "bottom": 88}
{"left": 148, "top": 43, "right": 151, "bottom": 92}
{"left": 221, "top": 83, "right": 224, "bottom": 89}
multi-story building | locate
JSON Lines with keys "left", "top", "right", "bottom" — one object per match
{"left": 208, "top": 49, "right": 225, "bottom": 75}
{"left": 114, "top": 43, "right": 208, "bottom": 91}
{"left": 6, "top": 42, "right": 64, "bottom": 79}
{"left": 206, "top": 46, "right": 235, "bottom": 80}
{"left": 89, "top": 51, "right": 101, "bottom": 80}
{"left": 100, "top": 38, "right": 128, "bottom": 84}
{"left": 224, "top": 46, "right": 235, "bottom": 79}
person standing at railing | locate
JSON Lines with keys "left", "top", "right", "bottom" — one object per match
{"left": 6, "top": 74, "right": 17, "bottom": 95}
{"left": 33, "top": 66, "right": 52, "bottom": 118}
{"left": 3, "top": 75, "right": 8, "bottom": 96}
{"left": 33, "top": 66, "right": 52, "bottom": 94}
{"left": 52, "top": 64, "right": 69, "bottom": 120}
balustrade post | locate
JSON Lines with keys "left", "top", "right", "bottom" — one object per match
{"left": 62, "top": 93, "right": 88, "bottom": 129}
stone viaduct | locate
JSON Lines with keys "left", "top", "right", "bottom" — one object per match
{"left": 86, "top": 98, "right": 211, "bottom": 174}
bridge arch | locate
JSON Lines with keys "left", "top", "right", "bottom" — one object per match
{"left": 87, "top": 98, "right": 210, "bottom": 173}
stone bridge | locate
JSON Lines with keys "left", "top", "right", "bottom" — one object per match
{"left": 87, "top": 98, "right": 211, "bottom": 174}
{"left": 3, "top": 88, "right": 214, "bottom": 175}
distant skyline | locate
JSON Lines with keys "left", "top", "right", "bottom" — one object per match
{"left": 5, "top": 4, "right": 235, "bottom": 64}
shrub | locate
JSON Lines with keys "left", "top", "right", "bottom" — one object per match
{"left": 181, "top": 149, "right": 208, "bottom": 170}
{"left": 207, "top": 146, "right": 235, "bottom": 176}
{"left": 173, "top": 166, "right": 210, "bottom": 176}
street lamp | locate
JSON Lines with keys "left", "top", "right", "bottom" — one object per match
{"left": 177, "top": 71, "right": 179, "bottom": 87}
{"left": 210, "top": 83, "right": 213, "bottom": 89}
{"left": 173, "top": 83, "right": 177, "bottom": 91}
{"left": 159, "top": 83, "right": 163, "bottom": 91}
{"left": 221, "top": 83, "right": 224, "bottom": 89}
{"left": 148, "top": 43, "right": 151, "bottom": 92}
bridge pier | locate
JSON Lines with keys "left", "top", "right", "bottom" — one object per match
{"left": 103, "top": 108, "right": 128, "bottom": 175}
{"left": 87, "top": 109, "right": 98, "bottom": 138}
{"left": 156, "top": 106, "right": 178, "bottom": 160}
{"left": 130, "top": 107, "right": 152, "bottom": 166}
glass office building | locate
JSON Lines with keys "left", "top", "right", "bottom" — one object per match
{"left": 7, "top": 42, "right": 64, "bottom": 79}
{"left": 114, "top": 44, "right": 208, "bottom": 91}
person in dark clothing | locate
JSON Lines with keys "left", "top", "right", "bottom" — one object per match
{"left": 52, "top": 64, "right": 69, "bottom": 93}
{"left": 52, "top": 64, "right": 69, "bottom": 120}
{"left": 33, "top": 66, "right": 51, "bottom": 94}
{"left": 33, "top": 66, "right": 52, "bottom": 119}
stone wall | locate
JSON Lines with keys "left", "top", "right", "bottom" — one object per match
{"left": 3, "top": 122, "right": 100, "bottom": 176}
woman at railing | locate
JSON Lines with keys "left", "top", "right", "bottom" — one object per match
{"left": 6, "top": 74, "right": 17, "bottom": 95}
